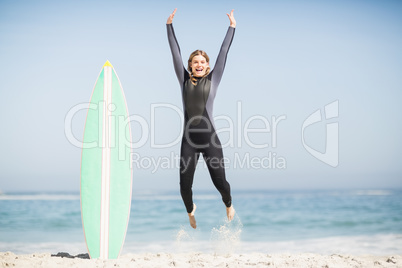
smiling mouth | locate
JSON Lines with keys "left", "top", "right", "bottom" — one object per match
{"left": 196, "top": 68, "right": 203, "bottom": 72}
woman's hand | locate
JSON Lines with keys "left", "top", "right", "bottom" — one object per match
{"left": 167, "top": 8, "right": 177, "bottom": 24}
{"left": 227, "top": 9, "right": 236, "bottom": 28}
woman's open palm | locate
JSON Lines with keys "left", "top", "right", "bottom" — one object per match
{"left": 167, "top": 8, "right": 177, "bottom": 24}
{"left": 227, "top": 9, "right": 236, "bottom": 28}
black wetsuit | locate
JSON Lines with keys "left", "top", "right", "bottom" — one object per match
{"left": 167, "top": 23, "right": 235, "bottom": 213}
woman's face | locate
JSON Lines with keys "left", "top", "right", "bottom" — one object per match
{"left": 190, "top": 55, "right": 209, "bottom": 77}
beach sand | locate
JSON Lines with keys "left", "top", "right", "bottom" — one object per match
{"left": 1, "top": 252, "right": 401, "bottom": 268}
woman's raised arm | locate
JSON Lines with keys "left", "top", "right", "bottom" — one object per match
{"left": 166, "top": 8, "right": 186, "bottom": 84}
{"left": 210, "top": 10, "right": 236, "bottom": 94}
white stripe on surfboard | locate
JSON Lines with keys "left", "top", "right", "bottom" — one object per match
{"left": 100, "top": 66, "right": 112, "bottom": 259}
{"left": 106, "top": 65, "right": 112, "bottom": 258}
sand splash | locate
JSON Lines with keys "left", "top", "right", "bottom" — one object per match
{"left": 210, "top": 215, "right": 243, "bottom": 255}
{"left": 174, "top": 215, "right": 243, "bottom": 254}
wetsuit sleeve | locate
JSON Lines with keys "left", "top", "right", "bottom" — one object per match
{"left": 210, "top": 26, "right": 235, "bottom": 93}
{"left": 167, "top": 23, "right": 186, "bottom": 84}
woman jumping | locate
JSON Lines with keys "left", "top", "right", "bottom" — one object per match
{"left": 167, "top": 8, "right": 236, "bottom": 229}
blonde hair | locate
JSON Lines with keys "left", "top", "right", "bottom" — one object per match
{"left": 187, "top": 50, "right": 211, "bottom": 85}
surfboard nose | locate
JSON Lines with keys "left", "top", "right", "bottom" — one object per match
{"left": 103, "top": 60, "right": 113, "bottom": 68}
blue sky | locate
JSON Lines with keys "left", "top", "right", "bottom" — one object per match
{"left": 0, "top": 0, "right": 401, "bottom": 192}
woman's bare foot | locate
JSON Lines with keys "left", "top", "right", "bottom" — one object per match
{"left": 226, "top": 205, "right": 235, "bottom": 221}
{"left": 188, "top": 203, "right": 197, "bottom": 229}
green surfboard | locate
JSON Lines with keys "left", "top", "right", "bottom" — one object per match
{"left": 80, "top": 61, "right": 132, "bottom": 259}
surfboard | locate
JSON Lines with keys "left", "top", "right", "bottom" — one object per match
{"left": 80, "top": 60, "right": 133, "bottom": 259}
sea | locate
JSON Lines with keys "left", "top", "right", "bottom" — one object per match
{"left": 1, "top": 189, "right": 401, "bottom": 256}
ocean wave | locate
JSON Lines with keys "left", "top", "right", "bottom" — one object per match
{"left": 0, "top": 192, "right": 221, "bottom": 201}
{"left": 0, "top": 194, "right": 80, "bottom": 201}
{"left": 133, "top": 194, "right": 219, "bottom": 201}
{"left": 352, "top": 190, "right": 393, "bottom": 196}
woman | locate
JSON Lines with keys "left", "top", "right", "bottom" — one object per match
{"left": 167, "top": 8, "right": 236, "bottom": 229}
